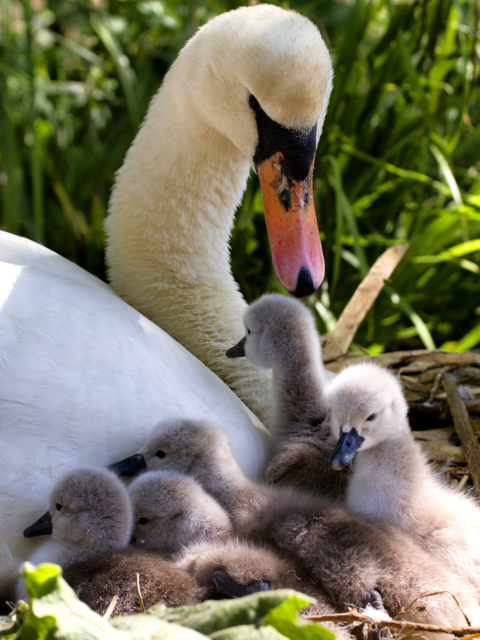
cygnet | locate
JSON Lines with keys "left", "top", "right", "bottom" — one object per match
{"left": 112, "top": 418, "right": 480, "bottom": 631}
{"left": 327, "top": 362, "right": 480, "bottom": 592}
{"left": 226, "top": 293, "right": 348, "bottom": 500}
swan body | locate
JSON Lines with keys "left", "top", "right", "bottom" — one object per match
{"left": 114, "top": 418, "right": 480, "bottom": 631}
{"left": 227, "top": 294, "right": 348, "bottom": 499}
{"left": 327, "top": 362, "right": 480, "bottom": 592}
{"left": 0, "top": 3, "right": 333, "bottom": 588}
{"left": 0, "top": 232, "right": 268, "bottom": 591}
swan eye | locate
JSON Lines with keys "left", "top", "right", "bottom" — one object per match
{"left": 56, "top": 503, "right": 62, "bottom": 511}
{"left": 155, "top": 450, "right": 166, "bottom": 459}
{"left": 366, "top": 413, "right": 376, "bottom": 422}
{"left": 138, "top": 517, "right": 149, "bottom": 525}
{"left": 249, "top": 94, "right": 260, "bottom": 112}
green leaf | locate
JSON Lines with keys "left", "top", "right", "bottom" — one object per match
{"left": 19, "top": 563, "right": 121, "bottom": 640}
{"left": 210, "top": 625, "right": 288, "bottom": 640}
{"left": 149, "top": 591, "right": 314, "bottom": 637}
{"left": 261, "top": 598, "right": 334, "bottom": 640}
{"left": 111, "top": 614, "right": 208, "bottom": 639}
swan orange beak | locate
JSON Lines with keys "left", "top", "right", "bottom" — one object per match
{"left": 257, "top": 152, "right": 324, "bottom": 297}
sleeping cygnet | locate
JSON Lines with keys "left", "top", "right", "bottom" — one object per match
{"left": 177, "top": 538, "right": 354, "bottom": 640}
{"left": 18, "top": 467, "right": 204, "bottom": 614}
{"left": 111, "top": 418, "right": 480, "bottom": 633}
{"left": 327, "top": 362, "right": 480, "bottom": 593}
{"left": 128, "top": 469, "right": 354, "bottom": 639}
{"left": 226, "top": 293, "right": 349, "bottom": 501}
{"left": 128, "top": 470, "right": 232, "bottom": 555}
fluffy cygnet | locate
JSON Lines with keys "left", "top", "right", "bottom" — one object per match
{"left": 17, "top": 467, "right": 132, "bottom": 601}
{"left": 129, "top": 470, "right": 232, "bottom": 555}
{"left": 63, "top": 548, "right": 204, "bottom": 615}
{"left": 226, "top": 293, "right": 348, "bottom": 500}
{"left": 112, "top": 418, "right": 480, "bottom": 631}
{"left": 19, "top": 467, "right": 207, "bottom": 615}
{"left": 127, "top": 467, "right": 351, "bottom": 635}
{"left": 177, "top": 538, "right": 354, "bottom": 640}
{"left": 327, "top": 362, "right": 480, "bottom": 592}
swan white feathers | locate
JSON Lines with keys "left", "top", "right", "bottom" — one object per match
{"left": 106, "top": 4, "right": 333, "bottom": 423}
{"left": 0, "top": 232, "right": 268, "bottom": 591}
{"left": 0, "top": 4, "right": 333, "bottom": 588}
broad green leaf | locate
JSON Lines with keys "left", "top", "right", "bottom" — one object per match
{"left": 211, "top": 624, "right": 288, "bottom": 639}
{"left": 111, "top": 614, "right": 207, "bottom": 639}
{"left": 261, "top": 598, "right": 334, "bottom": 640}
{"left": 149, "top": 591, "right": 314, "bottom": 636}
{"left": 18, "top": 563, "right": 122, "bottom": 640}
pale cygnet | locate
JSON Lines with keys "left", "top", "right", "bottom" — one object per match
{"left": 129, "top": 470, "right": 232, "bottom": 555}
{"left": 17, "top": 467, "right": 132, "bottom": 601}
{"left": 112, "top": 418, "right": 480, "bottom": 631}
{"left": 327, "top": 362, "right": 480, "bottom": 592}
{"left": 128, "top": 468, "right": 350, "bottom": 632}
{"left": 226, "top": 293, "right": 348, "bottom": 500}
{"left": 19, "top": 467, "right": 206, "bottom": 614}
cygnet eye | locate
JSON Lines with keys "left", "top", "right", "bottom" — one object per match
{"left": 366, "top": 413, "right": 376, "bottom": 422}
{"left": 56, "top": 503, "right": 62, "bottom": 511}
{"left": 246, "top": 328, "right": 251, "bottom": 335}
{"left": 249, "top": 94, "right": 260, "bottom": 112}
{"left": 138, "top": 517, "right": 149, "bottom": 525}
{"left": 155, "top": 450, "right": 166, "bottom": 459}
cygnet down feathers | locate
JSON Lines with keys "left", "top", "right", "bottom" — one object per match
{"left": 18, "top": 467, "right": 205, "bottom": 614}
{"left": 327, "top": 361, "right": 480, "bottom": 593}
{"left": 112, "top": 418, "right": 480, "bottom": 631}
{"left": 227, "top": 293, "right": 349, "bottom": 500}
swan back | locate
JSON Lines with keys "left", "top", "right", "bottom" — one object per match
{"left": 129, "top": 470, "right": 231, "bottom": 553}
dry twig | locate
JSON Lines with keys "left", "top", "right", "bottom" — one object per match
{"left": 102, "top": 595, "right": 118, "bottom": 619}
{"left": 304, "top": 610, "right": 480, "bottom": 637}
{"left": 322, "top": 244, "right": 408, "bottom": 362}
{"left": 135, "top": 572, "right": 146, "bottom": 614}
{"left": 444, "top": 376, "right": 480, "bottom": 494}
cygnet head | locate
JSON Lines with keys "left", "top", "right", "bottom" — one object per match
{"left": 226, "top": 293, "right": 320, "bottom": 370}
{"left": 129, "top": 470, "right": 231, "bottom": 554}
{"left": 326, "top": 363, "right": 409, "bottom": 469}
{"left": 131, "top": 418, "right": 229, "bottom": 476}
{"left": 49, "top": 467, "right": 132, "bottom": 552}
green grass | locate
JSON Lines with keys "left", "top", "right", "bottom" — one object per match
{"left": 1, "top": 0, "right": 479, "bottom": 353}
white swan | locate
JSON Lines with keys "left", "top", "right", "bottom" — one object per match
{"left": 106, "top": 4, "right": 333, "bottom": 423}
{"left": 0, "top": 4, "right": 333, "bottom": 589}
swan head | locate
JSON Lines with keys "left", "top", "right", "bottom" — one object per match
{"left": 129, "top": 470, "right": 231, "bottom": 553}
{"left": 179, "top": 5, "right": 333, "bottom": 296}
{"left": 25, "top": 467, "right": 133, "bottom": 553}
{"left": 226, "top": 293, "right": 320, "bottom": 370}
{"left": 326, "top": 363, "right": 409, "bottom": 469}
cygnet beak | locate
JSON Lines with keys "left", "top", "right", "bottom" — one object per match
{"left": 225, "top": 336, "right": 246, "bottom": 358}
{"left": 329, "top": 427, "right": 365, "bottom": 470}
{"left": 23, "top": 510, "right": 53, "bottom": 538}
{"left": 109, "top": 453, "right": 147, "bottom": 477}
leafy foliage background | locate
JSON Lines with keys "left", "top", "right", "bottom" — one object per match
{"left": 1, "top": 0, "right": 479, "bottom": 353}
